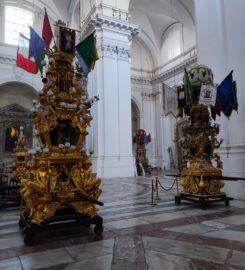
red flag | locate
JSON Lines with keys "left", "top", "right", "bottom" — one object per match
{"left": 16, "top": 34, "right": 38, "bottom": 74}
{"left": 42, "top": 10, "right": 53, "bottom": 50}
{"left": 211, "top": 98, "right": 221, "bottom": 120}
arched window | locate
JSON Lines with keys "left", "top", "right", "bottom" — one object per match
{"left": 5, "top": 5, "right": 33, "bottom": 45}
{"left": 161, "top": 22, "right": 183, "bottom": 63}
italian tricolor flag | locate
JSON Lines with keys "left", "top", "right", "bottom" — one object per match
{"left": 16, "top": 34, "right": 38, "bottom": 74}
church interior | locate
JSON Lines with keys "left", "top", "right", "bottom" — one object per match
{"left": 0, "top": 0, "right": 245, "bottom": 269}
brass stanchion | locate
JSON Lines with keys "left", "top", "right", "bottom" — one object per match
{"left": 174, "top": 176, "right": 181, "bottom": 206}
{"left": 150, "top": 179, "right": 157, "bottom": 205}
{"left": 156, "top": 177, "right": 161, "bottom": 200}
{"left": 176, "top": 176, "right": 179, "bottom": 196}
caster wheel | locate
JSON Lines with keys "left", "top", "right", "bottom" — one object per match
{"left": 94, "top": 224, "right": 103, "bottom": 235}
{"left": 24, "top": 228, "right": 33, "bottom": 246}
{"left": 201, "top": 203, "right": 207, "bottom": 210}
{"left": 24, "top": 234, "right": 33, "bottom": 246}
{"left": 175, "top": 196, "right": 181, "bottom": 205}
{"left": 19, "top": 219, "right": 25, "bottom": 229}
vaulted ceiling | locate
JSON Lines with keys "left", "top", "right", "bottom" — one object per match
{"left": 15, "top": 0, "right": 195, "bottom": 70}
{"left": 129, "top": 0, "right": 195, "bottom": 49}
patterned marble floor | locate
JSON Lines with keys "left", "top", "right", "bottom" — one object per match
{"left": 0, "top": 174, "right": 245, "bottom": 270}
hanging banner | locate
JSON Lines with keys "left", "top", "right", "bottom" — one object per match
{"left": 60, "top": 27, "right": 75, "bottom": 54}
{"left": 163, "top": 83, "right": 178, "bottom": 118}
{"left": 199, "top": 84, "right": 217, "bottom": 106}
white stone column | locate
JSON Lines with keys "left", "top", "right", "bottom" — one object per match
{"left": 151, "top": 84, "right": 163, "bottom": 168}
{"left": 194, "top": 0, "right": 245, "bottom": 198}
{"left": 81, "top": 14, "right": 139, "bottom": 178}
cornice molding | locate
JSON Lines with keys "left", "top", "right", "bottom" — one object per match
{"left": 99, "top": 43, "right": 130, "bottom": 60}
{"left": 131, "top": 54, "right": 197, "bottom": 87}
{"left": 151, "top": 55, "right": 197, "bottom": 85}
{"left": 131, "top": 46, "right": 197, "bottom": 87}
{"left": 215, "top": 144, "right": 245, "bottom": 155}
{"left": 0, "top": 54, "right": 16, "bottom": 65}
{"left": 141, "top": 91, "right": 161, "bottom": 100}
{"left": 131, "top": 76, "right": 151, "bottom": 85}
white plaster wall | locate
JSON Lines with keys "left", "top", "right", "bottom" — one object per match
{"left": 161, "top": 72, "right": 183, "bottom": 169}
{"left": 70, "top": 3, "right": 80, "bottom": 31}
{"left": 160, "top": 23, "right": 195, "bottom": 65}
{"left": 95, "top": 0, "right": 130, "bottom": 11}
{"left": 130, "top": 9, "right": 159, "bottom": 56}
{"left": 0, "top": 43, "right": 42, "bottom": 92}
{"left": 80, "top": 0, "right": 94, "bottom": 22}
{"left": 131, "top": 38, "right": 154, "bottom": 78}
{"left": 162, "top": 116, "right": 173, "bottom": 169}
{"left": 151, "top": 84, "right": 164, "bottom": 168}
{"left": 0, "top": 0, "right": 56, "bottom": 93}
{"left": 85, "top": 17, "right": 136, "bottom": 178}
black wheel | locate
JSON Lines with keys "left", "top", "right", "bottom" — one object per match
{"left": 225, "top": 199, "right": 230, "bottom": 206}
{"left": 94, "top": 224, "right": 103, "bottom": 235}
{"left": 19, "top": 219, "right": 25, "bottom": 229}
{"left": 201, "top": 202, "right": 207, "bottom": 210}
{"left": 24, "top": 228, "right": 34, "bottom": 246}
{"left": 175, "top": 196, "right": 181, "bottom": 205}
{"left": 24, "top": 233, "right": 33, "bottom": 246}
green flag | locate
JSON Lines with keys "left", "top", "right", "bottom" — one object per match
{"left": 76, "top": 32, "right": 99, "bottom": 72}
{"left": 35, "top": 51, "right": 46, "bottom": 76}
{"left": 184, "top": 68, "right": 193, "bottom": 109}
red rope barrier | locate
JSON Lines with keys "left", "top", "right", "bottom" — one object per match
{"left": 156, "top": 177, "right": 176, "bottom": 191}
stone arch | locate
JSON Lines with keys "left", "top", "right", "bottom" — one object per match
{"left": 131, "top": 98, "right": 141, "bottom": 137}
{"left": 0, "top": 75, "right": 41, "bottom": 93}
{"left": 0, "top": 103, "right": 34, "bottom": 166}
{"left": 131, "top": 35, "right": 156, "bottom": 72}
{"left": 0, "top": 81, "right": 39, "bottom": 109}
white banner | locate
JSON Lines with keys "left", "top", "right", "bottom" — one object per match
{"left": 163, "top": 83, "right": 178, "bottom": 118}
{"left": 199, "top": 84, "right": 217, "bottom": 106}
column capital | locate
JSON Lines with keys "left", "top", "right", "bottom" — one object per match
{"left": 99, "top": 44, "right": 131, "bottom": 60}
{"left": 81, "top": 13, "right": 140, "bottom": 39}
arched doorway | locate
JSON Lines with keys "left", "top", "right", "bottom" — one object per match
{"left": 0, "top": 82, "right": 38, "bottom": 169}
{"left": 131, "top": 99, "right": 140, "bottom": 158}
{"left": 0, "top": 82, "right": 38, "bottom": 108}
{"left": 131, "top": 99, "right": 140, "bottom": 139}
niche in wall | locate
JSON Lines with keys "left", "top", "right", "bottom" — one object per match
{"left": 131, "top": 99, "right": 140, "bottom": 139}
{"left": 0, "top": 82, "right": 38, "bottom": 168}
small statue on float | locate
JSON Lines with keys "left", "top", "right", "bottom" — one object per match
{"left": 12, "top": 126, "right": 30, "bottom": 182}
{"left": 133, "top": 129, "right": 151, "bottom": 175}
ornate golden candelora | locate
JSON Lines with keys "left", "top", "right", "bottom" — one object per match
{"left": 16, "top": 25, "right": 102, "bottom": 225}
{"left": 179, "top": 64, "right": 225, "bottom": 195}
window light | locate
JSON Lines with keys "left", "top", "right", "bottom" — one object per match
{"left": 5, "top": 5, "right": 33, "bottom": 46}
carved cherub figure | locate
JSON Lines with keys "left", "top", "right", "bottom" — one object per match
{"left": 20, "top": 161, "right": 49, "bottom": 217}
{"left": 77, "top": 104, "right": 93, "bottom": 125}
{"left": 37, "top": 98, "right": 56, "bottom": 124}
{"left": 42, "top": 71, "right": 56, "bottom": 94}
{"left": 72, "top": 73, "right": 87, "bottom": 96}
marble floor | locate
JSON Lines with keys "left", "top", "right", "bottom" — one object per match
{"left": 0, "top": 174, "right": 245, "bottom": 269}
